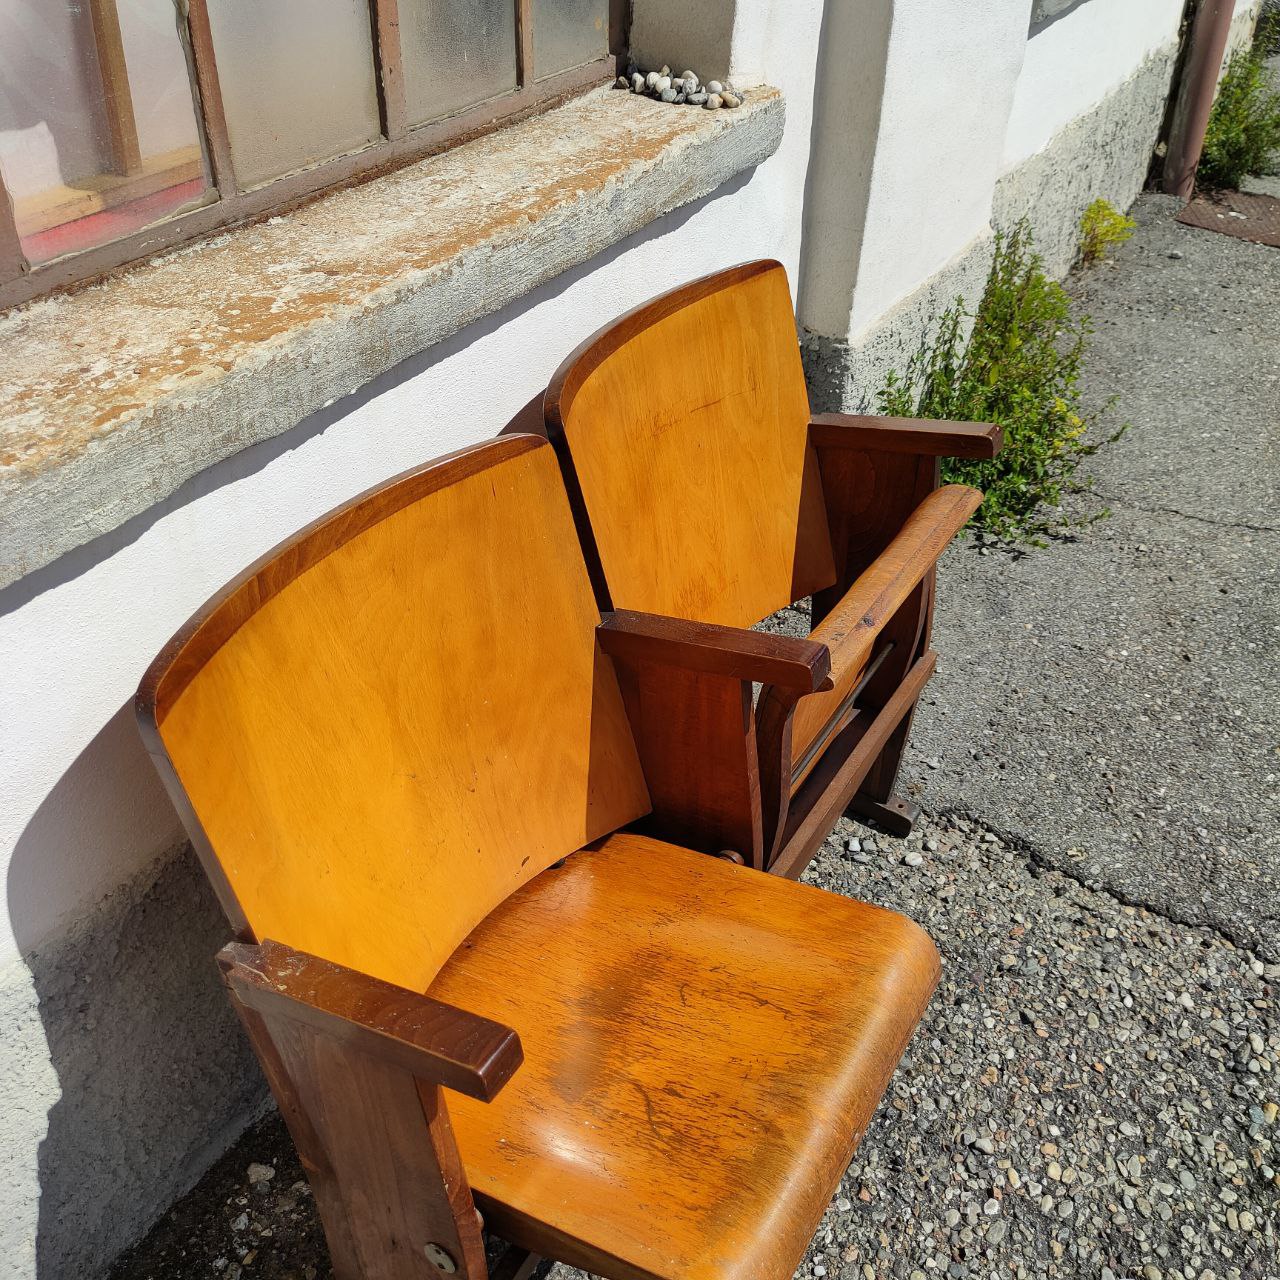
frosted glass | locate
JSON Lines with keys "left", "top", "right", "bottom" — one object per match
{"left": 533, "top": 0, "right": 608, "bottom": 78}
{"left": 205, "top": 0, "right": 382, "bottom": 189}
{"left": 0, "top": 0, "right": 209, "bottom": 265}
{"left": 400, "top": 0, "right": 517, "bottom": 126}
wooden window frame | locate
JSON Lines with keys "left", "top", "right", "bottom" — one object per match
{"left": 0, "top": 0, "right": 628, "bottom": 311}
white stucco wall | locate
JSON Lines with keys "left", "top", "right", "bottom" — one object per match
{"left": 1003, "top": 0, "right": 1186, "bottom": 172}
{"left": 0, "top": 1, "right": 824, "bottom": 1274}
{"left": 845, "top": 0, "right": 1029, "bottom": 340}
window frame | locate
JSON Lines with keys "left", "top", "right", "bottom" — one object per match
{"left": 0, "top": 0, "right": 627, "bottom": 310}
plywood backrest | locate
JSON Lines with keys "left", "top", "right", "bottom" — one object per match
{"left": 546, "top": 261, "right": 837, "bottom": 629}
{"left": 137, "top": 437, "right": 651, "bottom": 992}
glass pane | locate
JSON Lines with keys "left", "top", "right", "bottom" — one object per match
{"left": 533, "top": 0, "right": 608, "bottom": 79}
{"left": 401, "top": 0, "right": 517, "bottom": 127}
{"left": 0, "top": 0, "right": 211, "bottom": 266}
{"left": 205, "top": 0, "right": 381, "bottom": 190}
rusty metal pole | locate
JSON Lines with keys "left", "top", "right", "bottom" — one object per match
{"left": 1162, "top": 0, "right": 1237, "bottom": 198}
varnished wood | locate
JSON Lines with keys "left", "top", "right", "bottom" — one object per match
{"left": 547, "top": 263, "right": 996, "bottom": 868}
{"left": 138, "top": 437, "right": 650, "bottom": 991}
{"left": 545, "top": 260, "right": 837, "bottom": 626}
{"left": 599, "top": 609, "right": 831, "bottom": 692}
{"left": 220, "top": 940, "right": 523, "bottom": 1101}
{"left": 809, "top": 413, "right": 1003, "bottom": 459}
{"left": 141, "top": 431, "right": 946, "bottom": 1280}
{"left": 772, "top": 652, "right": 938, "bottom": 879}
{"left": 431, "top": 832, "right": 941, "bottom": 1280}
{"left": 611, "top": 657, "right": 764, "bottom": 867}
{"left": 783, "top": 484, "right": 981, "bottom": 765}
{"left": 225, "top": 951, "right": 490, "bottom": 1280}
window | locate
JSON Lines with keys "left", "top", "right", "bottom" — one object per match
{"left": 0, "top": 0, "right": 624, "bottom": 308}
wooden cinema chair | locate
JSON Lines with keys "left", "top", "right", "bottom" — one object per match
{"left": 544, "top": 260, "right": 1001, "bottom": 876}
{"left": 137, "top": 435, "right": 941, "bottom": 1280}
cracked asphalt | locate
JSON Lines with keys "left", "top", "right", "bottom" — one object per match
{"left": 110, "top": 197, "right": 1279, "bottom": 1280}
{"left": 908, "top": 194, "right": 1280, "bottom": 962}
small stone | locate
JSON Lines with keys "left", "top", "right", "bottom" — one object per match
{"left": 704, "top": 94, "right": 723, "bottom": 109}
{"left": 1167, "top": 250, "right": 1183, "bottom": 259}
{"left": 688, "top": 91, "right": 708, "bottom": 106}
{"left": 905, "top": 851, "right": 924, "bottom": 867}
{"left": 983, "top": 1198, "right": 1000, "bottom": 1215}
{"left": 654, "top": 75, "right": 672, "bottom": 93}
{"left": 230, "top": 1213, "right": 249, "bottom": 1232}
{"left": 247, "top": 1163, "right": 275, "bottom": 1185}
{"left": 721, "top": 93, "right": 742, "bottom": 108}
{"left": 615, "top": 75, "right": 629, "bottom": 89}
{"left": 1238, "top": 1210, "right": 1256, "bottom": 1231}
{"left": 973, "top": 1136, "right": 996, "bottom": 1155}
{"left": 659, "top": 88, "right": 677, "bottom": 102}
{"left": 1263, "top": 1101, "right": 1278, "bottom": 1124}
{"left": 707, "top": 80, "right": 724, "bottom": 94}
{"left": 630, "top": 73, "right": 645, "bottom": 93}
{"left": 987, "top": 1219, "right": 1006, "bottom": 1245}
{"left": 645, "top": 70, "right": 660, "bottom": 88}
{"left": 681, "top": 70, "right": 699, "bottom": 89}
{"left": 660, "top": 64, "right": 670, "bottom": 76}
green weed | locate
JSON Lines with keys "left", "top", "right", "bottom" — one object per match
{"left": 878, "top": 224, "right": 1124, "bottom": 547}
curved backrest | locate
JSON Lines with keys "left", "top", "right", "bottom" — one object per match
{"left": 137, "top": 437, "right": 650, "bottom": 991}
{"left": 546, "top": 261, "right": 837, "bottom": 629}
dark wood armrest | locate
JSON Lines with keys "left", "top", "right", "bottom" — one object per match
{"left": 218, "top": 939, "right": 522, "bottom": 1101}
{"left": 810, "top": 413, "right": 1003, "bottom": 459}
{"left": 813, "top": 483, "right": 983, "bottom": 686}
{"left": 598, "top": 609, "right": 832, "bottom": 693}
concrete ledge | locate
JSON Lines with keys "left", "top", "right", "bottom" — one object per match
{"left": 0, "top": 85, "right": 783, "bottom": 590}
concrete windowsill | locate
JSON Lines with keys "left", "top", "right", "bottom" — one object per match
{"left": 0, "top": 85, "right": 784, "bottom": 590}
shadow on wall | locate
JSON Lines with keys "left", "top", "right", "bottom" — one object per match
{"left": 1, "top": 166, "right": 759, "bottom": 1278}
{"left": 4, "top": 705, "right": 267, "bottom": 1280}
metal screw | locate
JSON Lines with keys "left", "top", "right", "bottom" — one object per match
{"left": 423, "top": 1243, "right": 458, "bottom": 1273}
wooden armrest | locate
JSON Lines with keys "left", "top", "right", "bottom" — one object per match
{"left": 810, "top": 413, "right": 1002, "bottom": 459}
{"left": 813, "top": 484, "right": 983, "bottom": 685}
{"left": 218, "top": 939, "right": 523, "bottom": 1101}
{"left": 598, "top": 609, "right": 832, "bottom": 693}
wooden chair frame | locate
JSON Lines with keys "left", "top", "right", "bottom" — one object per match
{"left": 544, "top": 261, "right": 1002, "bottom": 878}
{"left": 137, "top": 436, "right": 944, "bottom": 1280}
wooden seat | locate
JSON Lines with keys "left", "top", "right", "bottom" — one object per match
{"left": 545, "top": 261, "right": 1000, "bottom": 874}
{"left": 137, "top": 435, "right": 940, "bottom": 1280}
{"left": 433, "top": 831, "right": 938, "bottom": 1280}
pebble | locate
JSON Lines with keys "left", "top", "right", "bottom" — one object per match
{"left": 904, "top": 851, "right": 924, "bottom": 867}
{"left": 688, "top": 91, "right": 708, "bottom": 105}
{"left": 707, "top": 80, "right": 724, "bottom": 93}
{"left": 721, "top": 93, "right": 742, "bottom": 108}
{"left": 246, "top": 1163, "right": 274, "bottom": 1185}
{"left": 659, "top": 88, "right": 677, "bottom": 102}
{"left": 704, "top": 94, "right": 723, "bottom": 110}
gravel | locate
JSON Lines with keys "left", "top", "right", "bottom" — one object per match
{"left": 109, "top": 814, "right": 1280, "bottom": 1280}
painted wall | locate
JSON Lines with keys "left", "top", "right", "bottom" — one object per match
{"left": 0, "top": 1, "right": 824, "bottom": 1276}
{"left": 1003, "top": 0, "right": 1186, "bottom": 173}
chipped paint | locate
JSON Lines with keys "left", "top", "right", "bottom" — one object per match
{"left": 0, "top": 86, "right": 783, "bottom": 588}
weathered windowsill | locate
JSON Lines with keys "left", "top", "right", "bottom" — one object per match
{"left": 0, "top": 85, "right": 784, "bottom": 591}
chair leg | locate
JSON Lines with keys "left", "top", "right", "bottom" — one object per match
{"left": 845, "top": 700, "right": 920, "bottom": 838}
